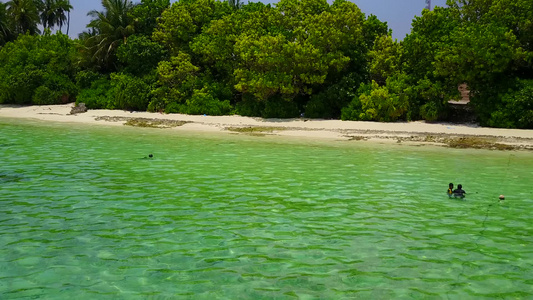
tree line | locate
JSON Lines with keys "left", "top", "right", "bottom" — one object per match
{"left": 0, "top": 0, "right": 531, "bottom": 128}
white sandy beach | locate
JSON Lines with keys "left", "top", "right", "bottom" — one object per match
{"left": 1, "top": 104, "right": 533, "bottom": 150}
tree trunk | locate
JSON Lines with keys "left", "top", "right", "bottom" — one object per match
{"left": 66, "top": 10, "right": 70, "bottom": 35}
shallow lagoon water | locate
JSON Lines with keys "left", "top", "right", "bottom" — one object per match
{"left": 1, "top": 119, "right": 532, "bottom": 299}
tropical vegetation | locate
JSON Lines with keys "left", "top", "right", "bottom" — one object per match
{"left": 0, "top": 0, "right": 531, "bottom": 128}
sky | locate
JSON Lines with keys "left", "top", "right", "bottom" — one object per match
{"left": 1, "top": 0, "right": 448, "bottom": 40}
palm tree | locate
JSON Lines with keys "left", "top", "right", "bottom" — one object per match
{"left": 6, "top": 0, "right": 41, "bottom": 35}
{"left": 84, "top": 0, "right": 135, "bottom": 71}
{"left": 40, "top": 0, "right": 72, "bottom": 32}
{"left": 40, "top": 0, "right": 56, "bottom": 29}
{"left": 228, "top": 0, "right": 242, "bottom": 9}
{"left": 0, "top": 2, "right": 13, "bottom": 45}
{"left": 54, "top": 0, "right": 72, "bottom": 32}
{"left": 66, "top": 0, "right": 71, "bottom": 35}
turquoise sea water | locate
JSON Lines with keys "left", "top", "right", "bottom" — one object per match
{"left": 1, "top": 118, "right": 532, "bottom": 299}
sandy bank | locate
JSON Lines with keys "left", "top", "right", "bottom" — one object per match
{"left": 1, "top": 104, "right": 532, "bottom": 150}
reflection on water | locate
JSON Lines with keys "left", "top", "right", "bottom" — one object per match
{"left": 0, "top": 119, "right": 532, "bottom": 299}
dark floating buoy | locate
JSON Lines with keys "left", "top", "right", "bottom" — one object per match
{"left": 499, "top": 195, "right": 505, "bottom": 200}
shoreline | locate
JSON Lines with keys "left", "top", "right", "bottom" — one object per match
{"left": 1, "top": 104, "right": 533, "bottom": 150}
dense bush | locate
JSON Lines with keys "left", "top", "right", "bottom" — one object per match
{"left": 117, "top": 35, "right": 168, "bottom": 76}
{"left": 149, "top": 52, "right": 200, "bottom": 112}
{"left": 76, "top": 70, "right": 103, "bottom": 90}
{"left": 0, "top": 2, "right": 13, "bottom": 47}
{"left": 184, "top": 88, "right": 232, "bottom": 115}
{"left": 148, "top": 86, "right": 175, "bottom": 113}
{"left": 262, "top": 98, "right": 300, "bottom": 119}
{"left": 487, "top": 79, "right": 533, "bottom": 129}
{"left": 163, "top": 87, "right": 232, "bottom": 116}
{"left": 234, "top": 96, "right": 299, "bottom": 118}
{"left": 78, "top": 72, "right": 155, "bottom": 111}
{"left": 33, "top": 86, "right": 59, "bottom": 105}
{"left": 305, "top": 73, "right": 363, "bottom": 119}
{"left": 0, "top": 65, "right": 45, "bottom": 104}
{"left": 130, "top": 0, "right": 171, "bottom": 37}
{"left": 234, "top": 96, "right": 265, "bottom": 117}
{"left": 33, "top": 74, "right": 77, "bottom": 105}
{"left": 163, "top": 102, "right": 185, "bottom": 114}
{"left": 76, "top": 78, "right": 113, "bottom": 109}
{"left": 0, "top": 33, "right": 77, "bottom": 105}
{"left": 342, "top": 81, "right": 409, "bottom": 122}
{"left": 109, "top": 73, "right": 153, "bottom": 111}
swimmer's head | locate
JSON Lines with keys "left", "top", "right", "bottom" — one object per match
{"left": 458, "top": 184, "right": 462, "bottom": 189}
{"left": 499, "top": 195, "right": 505, "bottom": 200}
{"left": 449, "top": 183, "right": 454, "bottom": 188}
{"left": 148, "top": 154, "right": 153, "bottom": 158}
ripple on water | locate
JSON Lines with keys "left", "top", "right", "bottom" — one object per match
{"left": 0, "top": 121, "right": 532, "bottom": 299}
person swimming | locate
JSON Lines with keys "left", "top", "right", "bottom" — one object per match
{"left": 447, "top": 183, "right": 454, "bottom": 197}
{"left": 453, "top": 184, "right": 466, "bottom": 198}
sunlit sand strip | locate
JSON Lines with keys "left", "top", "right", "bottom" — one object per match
{"left": 1, "top": 104, "right": 532, "bottom": 150}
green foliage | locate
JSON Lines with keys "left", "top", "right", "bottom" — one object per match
{"left": 305, "top": 93, "right": 340, "bottom": 119}
{"left": 76, "top": 70, "right": 103, "bottom": 89}
{"left": 419, "top": 101, "right": 440, "bottom": 122}
{"left": 341, "top": 83, "right": 368, "bottom": 121}
{"left": 40, "top": 0, "right": 72, "bottom": 31}
{"left": 276, "top": 0, "right": 328, "bottom": 22}
{"left": 362, "top": 14, "right": 390, "bottom": 51}
{"left": 153, "top": 0, "right": 231, "bottom": 54}
{"left": 432, "top": 0, "right": 533, "bottom": 125}
{"left": 81, "top": 0, "right": 135, "bottom": 72}
{"left": 184, "top": 88, "right": 232, "bottom": 116}
{"left": 33, "top": 86, "right": 58, "bottom": 105}
{"left": 0, "top": 2, "right": 13, "bottom": 46}
{"left": 188, "top": 11, "right": 243, "bottom": 78}
{"left": 35, "top": 73, "right": 77, "bottom": 104}
{"left": 153, "top": 0, "right": 391, "bottom": 120}
{"left": 109, "top": 73, "right": 152, "bottom": 111}
{"left": 305, "top": 73, "right": 362, "bottom": 119}
{"left": 76, "top": 78, "right": 113, "bottom": 109}
{"left": 234, "top": 96, "right": 264, "bottom": 117}
{"left": 152, "top": 49, "right": 233, "bottom": 115}
{"left": 369, "top": 35, "right": 402, "bottom": 85}
{"left": 152, "top": 52, "right": 200, "bottom": 110}
{"left": 373, "top": 0, "right": 532, "bottom": 125}
{"left": 234, "top": 95, "right": 299, "bottom": 118}
{"left": 6, "top": 0, "right": 41, "bottom": 36}
{"left": 489, "top": 0, "right": 533, "bottom": 76}
{"left": 486, "top": 79, "right": 533, "bottom": 129}
{"left": 342, "top": 80, "right": 409, "bottom": 122}
{"left": 232, "top": 0, "right": 364, "bottom": 102}
{"left": 0, "top": 32, "right": 77, "bottom": 105}
{"left": 77, "top": 72, "right": 155, "bottom": 111}
{"left": 402, "top": 7, "right": 458, "bottom": 80}
{"left": 262, "top": 98, "right": 299, "bottom": 119}
{"left": 117, "top": 35, "right": 167, "bottom": 76}
{"left": 162, "top": 102, "right": 184, "bottom": 114}
{"left": 434, "top": 23, "right": 522, "bottom": 84}
{"left": 0, "top": 65, "right": 44, "bottom": 104}
{"left": 233, "top": 34, "right": 303, "bottom": 100}
{"left": 130, "top": 0, "right": 170, "bottom": 37}
{"left": 402, "top": 77, "right": 455, "bottom": 121}
{"left": 157, "top": 52, "right": 200, "bottom": 88}
{"left": 163, "top": 86, "right": 233, "bottom": 116}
